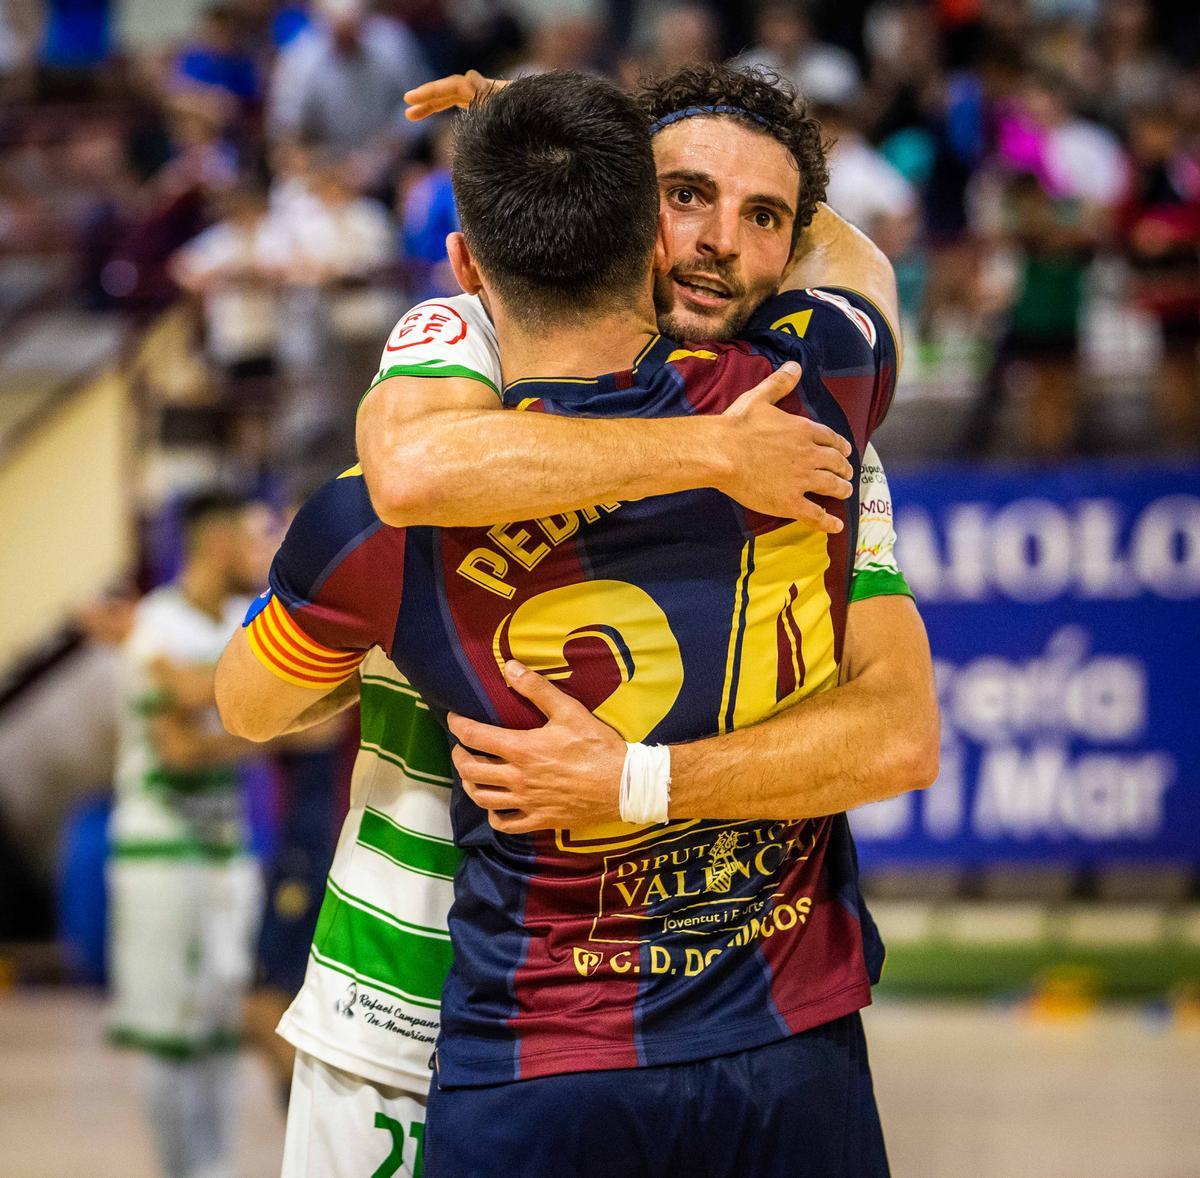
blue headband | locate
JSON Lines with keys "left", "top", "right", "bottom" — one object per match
{"left": 649, "top": 105, "right": 770, "bottom": 136}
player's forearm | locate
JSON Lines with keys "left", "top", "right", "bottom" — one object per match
{"left": 785, "top": 204, "right": 900, "bottom": 332}
{"left": 363, "top": 406, "right": 733, "bottom": 528}
{"left": 667, "top": 675, "right": 939, "bottom": 822}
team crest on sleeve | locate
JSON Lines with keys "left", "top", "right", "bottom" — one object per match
{"left": 385, "top": 303, "right": 469, "bottom": 352}
{"left": 806, "top": 289, "right": 877, "bottom": 347}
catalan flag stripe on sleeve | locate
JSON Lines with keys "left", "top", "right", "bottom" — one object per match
{"left": 246, "top": 595, "right": 364, "bottom": 688}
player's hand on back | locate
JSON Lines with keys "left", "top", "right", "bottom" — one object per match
{"left": 404, "top": 71, "right": 506, "bottom": 121}
{"left": 717, "top": 361, "right": 854, "bottom": 532}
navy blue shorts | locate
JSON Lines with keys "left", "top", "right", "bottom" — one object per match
{"left": 255, "top": 750, "right": 338, "bottom": 995}
{"left": 424, "top": 1012, "right": 889, "bottom": 1178}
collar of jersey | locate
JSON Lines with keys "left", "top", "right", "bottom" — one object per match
{"left": 500, "top": 334, "right": 675, "bottom": 407}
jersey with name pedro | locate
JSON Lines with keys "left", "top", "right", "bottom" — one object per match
{"left": 249, "top": 287, "right": 899, "bottom": 1088}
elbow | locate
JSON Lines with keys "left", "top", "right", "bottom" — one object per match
{"left": 906, "top": 739, "right": 941, "bottom": 792}
{"left": 362, "top": 442, "right": 445, "bottom": 528}
{"left": 216, "top": 698, "right": 276, "bottom": 744}
{"left": 897, "top": 718, "right": 941, "bottom": 793}
{"left": 214, "top": 667, "right": 278, "bottom": 744}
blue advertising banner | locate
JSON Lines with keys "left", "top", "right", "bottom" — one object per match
{"left": 850, "top": 461, "right": 1200, "bottom": 866}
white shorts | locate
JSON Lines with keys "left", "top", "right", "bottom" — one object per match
{"left": 107, "top": 854, "right": 261, "bottom": 1055}
{"left": 281, "top": 1050, "right": 428, "bottom": 1178}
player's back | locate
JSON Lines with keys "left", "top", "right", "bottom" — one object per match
{"left": 266, "top": 286, "right": 898, "bottom": 1086}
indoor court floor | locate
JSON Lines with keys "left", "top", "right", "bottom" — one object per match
{"left": 1, "top": 990, "right": 1197, "bottom": 1177}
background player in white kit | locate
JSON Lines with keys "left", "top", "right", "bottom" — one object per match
{"left": 109, "top": 490, "right": 280, "bottom": 1178}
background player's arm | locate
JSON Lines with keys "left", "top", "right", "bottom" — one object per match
{"left": 784, "top": 204, "right": 901, "bottom": 346}
{"left": 147, "top": 709, "right": 259, "bottom": 770}
{"left": 358, "top": 364, "right": 853, "bottom": 530}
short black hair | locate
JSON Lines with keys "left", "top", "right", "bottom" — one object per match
{"left": 452, "top": 72, "right": 659, "bottom": 327}
{"left": 636, "top": 64, "right": 829, "bottom": 246}
{"left": 180, "top": 488, "right": 249, "bottom": 545}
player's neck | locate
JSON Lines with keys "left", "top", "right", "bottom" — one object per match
{"left": 495, "top": 303, "right": 659, "bottom": 384}
{"left": 178, "top": 564, "right": 228, "bottom": 621}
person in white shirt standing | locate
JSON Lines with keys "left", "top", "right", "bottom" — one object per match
{"left": 108, "top": 489, "right": 279, "bottom": 1178}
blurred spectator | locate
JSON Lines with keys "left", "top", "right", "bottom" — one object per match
{"left": 820, "top": 100, "right": 920, "bottom": 261}
{"left": 1095, "top": 0, "right": 1179, "bottom": 128}
{"left": 173, "top": 3, "right": 260, "bottom": 109}
{"left": 997, "top": 69, "right": 1126, "bottom": 209}
{"left": 169, "top": 179, "right": 290, "bottom": 376}
{"left": 277, "top": 156, "right": 394, "bottom": 287}
{"left": 0, "top": 0, "right": 35, "bottom": 98}
{"left": 400, "top": 121, "right": 460, "bottom": 300}
{"left": 37, "top": 0, "right": 113, "bottom": 99}
{"left": 268, "top": 0, "right": 431, "bottom": 188}
{"left": 1117, "top": 103, "right": 1200, "bottom": 448}
{"left": 863, "top": 0, "right": 945, "bottom": 143}
{"left": 963, "top": 169, "right": 1097, "bottom": 455}
{"left": 734, "top": 0, "right": 861, "bottom": 107}
{"left": 102, "top": 91, "right": 239, "bottom": 311}
{"left": 510, "top": 0, "right": 602, "bottom": 75}
{"left": 642, "top": 2, "right": 721, "bottom": 78}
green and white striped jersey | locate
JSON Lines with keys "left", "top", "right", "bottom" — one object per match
{"left": 277, "top": 295, "right": 911, "bottom": 1092}
{"left": 111, "top": 585, "right": 250, "bottom": 860}
{"left": 851, "top": 443, "right": 911, "bottom": 602}
{"left": 276, "top": 649, "right": 460, "bottom": 1088}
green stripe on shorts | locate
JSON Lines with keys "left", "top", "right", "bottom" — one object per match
{"left": 143, "top": 767, "right": 238, "bottom": 793}
{"left": 108, "top": 1026, "right": 241, "bottom": 1059}
{"left": 111, "top": 841, "right": 244, "bottom": 862}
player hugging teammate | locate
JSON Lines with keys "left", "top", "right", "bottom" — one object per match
{"left": 218, "top": 64, "right": 938, "bottom": 1178}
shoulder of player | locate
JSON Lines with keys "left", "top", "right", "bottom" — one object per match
{"left": 752, "top": 287, "right": 900, "bottom": 363}
{"left": 657, "top": 337, "right": 777, "bottom": 410}
{"left": 289, "top": 470, "right": 382, "bottom": 545}
{"left": 381, "top": 293, "right": 494, "bottom": 355}
{"left": 372, "top": 293, "right": 500, "bottom": 400}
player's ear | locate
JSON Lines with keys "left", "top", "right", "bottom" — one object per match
{"left": 652, "top": 213, "right": 671, "bottom": 276}
{"left": 446, "top": 232, "right": 483, "bottom": 295}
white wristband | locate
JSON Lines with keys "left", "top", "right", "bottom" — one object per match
{"left": 619, "top": 743, "right": 671, "bottom": 824}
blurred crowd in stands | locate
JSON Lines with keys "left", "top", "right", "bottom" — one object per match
{"left": 0, "top": 0, "right": 1198, "bottom": 472}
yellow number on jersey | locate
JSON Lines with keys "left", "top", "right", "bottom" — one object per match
{"left": 495, "top": 580, "right": 688, "bottom": 852}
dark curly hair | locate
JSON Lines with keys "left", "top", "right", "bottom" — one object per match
{"left": 635, "top": 63, "right": 829, "bottom": 245}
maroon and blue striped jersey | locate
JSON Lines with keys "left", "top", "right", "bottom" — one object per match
{"left": 263, "top": 287, "right": 899, "bottom": 1086}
